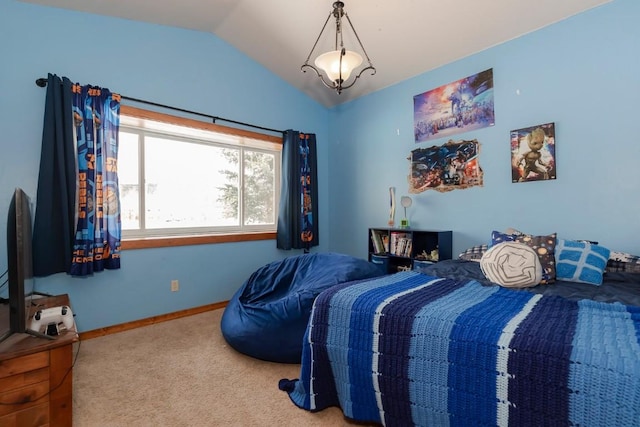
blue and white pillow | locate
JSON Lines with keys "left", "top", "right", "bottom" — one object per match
{"left": 490, "top": 230, "right": 517, "bottom": 246}
{"left": 606, "top": 251, "right": 640, "bottom": 273}
{"left": 458, "top": 244, "right": 488, "bottom": 262}
{"left": 555, "top": 239, "right": 611, "bottom": 285}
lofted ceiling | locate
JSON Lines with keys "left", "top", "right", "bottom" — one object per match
{"left": 21, "top": 0, "right": 611, "bottom": 108}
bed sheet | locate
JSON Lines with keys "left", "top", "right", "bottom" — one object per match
{"left": 418, "top": 259, "right": 640, "bottom": 306}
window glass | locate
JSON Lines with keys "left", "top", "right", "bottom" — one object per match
{"left": 118, "top": 131, "right": 140, "bottom": 230}
{"left": 244, "top": 150, "right": 277, "bottom": 226}
{"left": 118, "top": 107, "right": 281, "bottom": 238}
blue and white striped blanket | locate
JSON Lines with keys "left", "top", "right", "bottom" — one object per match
{"left": 279, "top": 271, "right": 640, "bottom": 427}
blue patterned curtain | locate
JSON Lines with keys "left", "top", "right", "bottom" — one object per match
{"left": 277, "top": 130, "right": 319, "bottom": 251}
{"left": 69, "top": 84, "right": 122, "bottom": 276}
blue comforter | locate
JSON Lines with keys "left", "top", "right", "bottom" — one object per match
{"left": 279, "top": 271, "right": 640, "bottom": 426}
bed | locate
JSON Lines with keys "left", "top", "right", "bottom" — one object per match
{"left": 279, "top": 259, "right": 640, "bottom": 426}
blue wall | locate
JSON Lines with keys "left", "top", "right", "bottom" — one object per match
{"left": 328, "top": 0, "right": 640, "bottom": 260}
{"left": 1, "top": 0, "right": 638, "bottom": 332}
{"left": 0, "top": 0, "right": 329, "bottom": 332}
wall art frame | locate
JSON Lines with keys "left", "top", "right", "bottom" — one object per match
{"left": 408, "top": 139, "right": 484, "bottom": 193}
{"left": 413, "top": 68, "right": 495, "bottom": 143}
{"left": 510, "top": 122, "right": 556, "bottom": 183}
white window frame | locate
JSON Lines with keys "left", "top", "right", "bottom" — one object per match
{"left": 118, "top": 106, "right": 282, "bottom": 242}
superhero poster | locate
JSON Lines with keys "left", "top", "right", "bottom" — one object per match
{"left": 408, "top": 139, "right": 484, "bottom": 193}
{"left": 413, "top": 68, "right": 495, "bottom": 143}
{"left": 511, "top": 122, "right": 556, "bottom": 183}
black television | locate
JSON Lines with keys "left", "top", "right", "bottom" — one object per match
{"left": 0, "top": 188, "right": 36, "bottom": 343}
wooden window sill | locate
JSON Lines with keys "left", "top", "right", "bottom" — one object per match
{"left": 121, "top": 232, "right": 276, "bottom": 250}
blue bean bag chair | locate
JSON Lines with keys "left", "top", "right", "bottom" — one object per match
{"left": 221, "top": 252, "right": 385, "bottom": 363}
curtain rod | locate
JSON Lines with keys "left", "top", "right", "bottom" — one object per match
{"left": 35, "top": 77, "right": 285, "bottom": 136}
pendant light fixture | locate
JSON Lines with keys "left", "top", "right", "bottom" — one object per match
{"left": 301, "top": 1, "right": 376, "bottom": 94}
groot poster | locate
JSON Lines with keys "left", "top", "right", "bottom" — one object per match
{"left": 408, "top": 139, "right": 483, "bottom": 193}
{"left": 511, "top": 122, "right": 556, "bottom": 183}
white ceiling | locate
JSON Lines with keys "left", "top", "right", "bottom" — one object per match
{"left": 21, "top": 0, "right": 611, "bottom": 107}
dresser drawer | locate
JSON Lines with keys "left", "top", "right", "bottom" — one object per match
{"left": 0, "top": 352, "right": 49, "bottom": 378}
{"left": 0, "top": 401, "right": 49, "bottom": 426}
{"left": 0, "top": 379, "right": 50, "bottom": 417}
{"left": 0, "top": 351, "right": 51, "bottom": 424}
{"left": 0, "top": 367, "right": 49, "bottom": 392}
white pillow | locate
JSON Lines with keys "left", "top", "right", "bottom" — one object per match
{"left": 480, "top": 242, "right": 542, "bottom": 288}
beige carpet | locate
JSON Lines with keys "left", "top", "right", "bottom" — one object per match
{"left": 72, "top": 308, "right": 373, "bottom": 426}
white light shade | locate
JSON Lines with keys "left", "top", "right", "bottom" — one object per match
{"left": 314, "top": 50, "right": 363, "bottom": 83}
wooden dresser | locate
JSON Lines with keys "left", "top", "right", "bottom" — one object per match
{"left": 0, "top": 294, "right": 78, "bottom": 426}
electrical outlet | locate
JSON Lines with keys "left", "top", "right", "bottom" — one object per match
{"left": 171, "top": 280, "right": 179, "bottom": 292}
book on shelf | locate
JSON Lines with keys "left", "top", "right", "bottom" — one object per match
{"left": 382, "top": 234, "right": 389, "bottom": 253}
{"left": 390, "top": 232, "right": 412, "bottom": 257}
{"left": 370, "top": 229, "right": 385, "bottom": 254}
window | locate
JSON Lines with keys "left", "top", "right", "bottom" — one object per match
{"left": 118, "top": 106, "right": 282, "bottom": 244}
